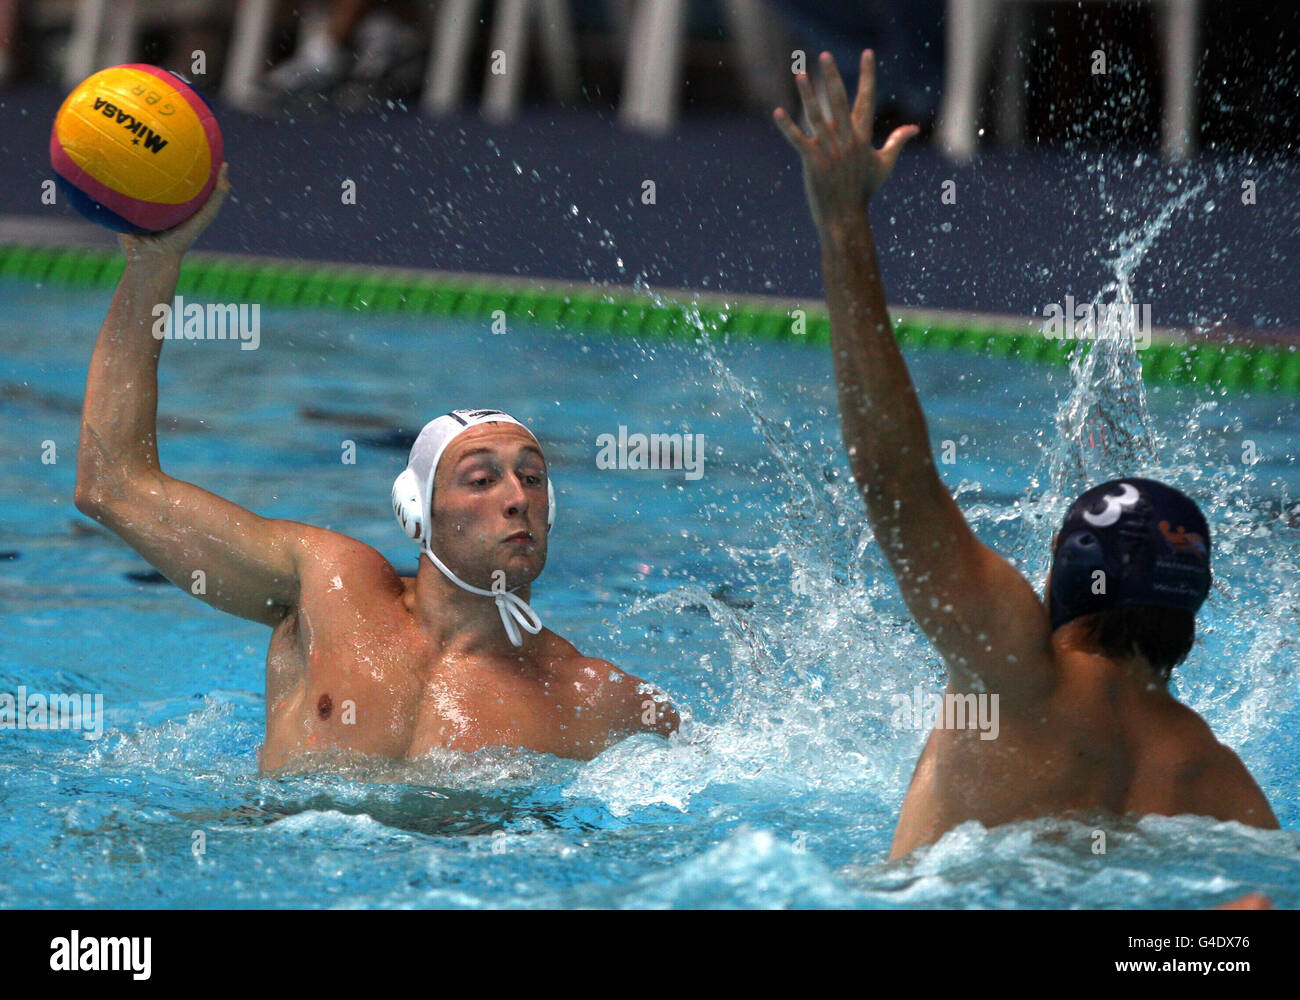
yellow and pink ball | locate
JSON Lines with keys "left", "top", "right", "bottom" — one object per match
{"left": 50, "top": 64, "right": 223, "bottom": 234}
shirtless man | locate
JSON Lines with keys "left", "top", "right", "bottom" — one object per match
{"left": 773, "top": 51, "right": 1278, "bottom": 858}
{"left": 74, "top": 164, "right": 677, "bottom": 771}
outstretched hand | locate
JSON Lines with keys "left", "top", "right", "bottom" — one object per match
{"left": 119, "top": 161, "right": 231, "bottom": 263}
{"left": 774, "top": 51, "right": 919, "bottom": 231}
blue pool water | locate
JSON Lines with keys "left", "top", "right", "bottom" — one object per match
{"left": 2, "top": 274, "right": 1298, "bottom": 909}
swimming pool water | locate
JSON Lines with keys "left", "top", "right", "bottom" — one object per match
{"left": 2, "top": 276, "right": 1298, "bottom": 908}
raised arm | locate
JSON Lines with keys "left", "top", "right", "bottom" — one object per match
{"left": 74, "top": 164, "right": 305, "bottom": 627}
{"left": 774, "top": 52, "right": 1054, "bottom": 702}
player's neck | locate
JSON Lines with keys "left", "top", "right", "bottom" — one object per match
{"left": 412, "top": 556, "right": 534, "bottom": 656}
{"left": 1057, "top": 620, "right": 1171, "bottom": 692}
{"left": 1114, "top": 653, "right": 1170, "bottom": 692}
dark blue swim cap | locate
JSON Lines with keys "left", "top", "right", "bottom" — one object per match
{"left": 1049, "top": 477, "right": 1212, "bottom": 632}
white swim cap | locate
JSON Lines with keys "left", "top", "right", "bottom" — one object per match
{"left": 392, "top": 408, "right": 555, "bottom": 646}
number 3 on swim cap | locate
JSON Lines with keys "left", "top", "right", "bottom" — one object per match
{"left": 1082, "top": 483, "right": 1141, "bottom": 528}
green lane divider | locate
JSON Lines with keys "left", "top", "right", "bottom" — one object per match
{"left": 2, "top": 242, "right": 1296, "bottom": 392}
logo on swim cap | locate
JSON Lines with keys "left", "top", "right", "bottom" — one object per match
{"left": 1157, "top": 519, "right": 1207, "bottom": 556}
{"left": 449, "top": 408, "right": 510, "bottom": 425}
{"left": 1049, "top": 477, "right": 1211, "bottom": 632}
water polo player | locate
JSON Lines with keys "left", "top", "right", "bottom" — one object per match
{"left": 774, "top": 51, "right": 1278, "bottom": 857}
{"left": 73, "top": 164, "right": 677, "bottom": 770}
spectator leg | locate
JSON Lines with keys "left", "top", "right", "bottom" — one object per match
{"left": 221, "top": 0, "right": 277, "bottom": 108}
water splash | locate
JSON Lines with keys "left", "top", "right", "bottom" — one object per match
{"left": 591, "top": 182, "right": 1300, "bottom": 826}
{"left": 1012, "top": 175, "right": 1208, "bottom": 571}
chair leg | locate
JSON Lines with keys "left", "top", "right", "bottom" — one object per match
{"left": 0, "top": 0, "right": 16, "bottom": 84}
{"left": 618, "top": 0, "right": 687, "bottom": 134}
{"left": 423, "top": 0, "right": 479, "bottom": 115}
{"left": 537, "top": 0, "right": 580, "bottom": 103}
{"left": 66, "top": 0, "right": 109, "bottom": 86}
{"left": 1158, "top": 0, "right": 1199, "bottom": 161}
{"left": 995, "top": 1, "right": 1027, "bottom": 146}
{"left": 605, "top": 0, "right": 633, "bottom": 60}
{"left": 99, "top": 0, "right": 139, "bottom": 68}
{"left": 720, "top": 0, "right": 785, "bottom": 112}
{"left": 936, "top": 0, "right": 1002, "bottom": 161}
{"left": 483, "top": 0, "right": 531, "bottom": 121}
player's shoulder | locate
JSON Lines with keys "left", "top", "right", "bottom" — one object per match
{"left": 287, "top": 523, "right": 403, "bottom": 586}
{"left": 539, "top": 638, "right": 640, "bottom": 701}
{"left": 1201, "top": 735, "right": 1255, "bottom": 779}
{"left": 543, "top": 635, "right": 621, "bottom": 685}
{"left": 544, "top": 639, "right": 679, "bottom": 738}
{"left": 1156, "top": 694, "right": 1219, "bottom": 746}
{"left": 1138, "top": 695, "right": 1229, "bottom": 782}
{"left": 1181, "top": 727, "right": 1277, "bottom": 828}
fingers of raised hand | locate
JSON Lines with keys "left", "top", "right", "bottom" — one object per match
{"left": 206, "top": 163, "right": 231, "bottom": 210}
{"left": 819, "top": 53, "right": 853, "bottom": 135}
{"left": 879, "top": 125, "right": 921, "bottom": 169}
{"left": 852, "top": 49, "right": 876, "bottom": 143}
{"left": 794, "top": 71, "right": 826, "bottom": 141}
{"left": 772, "top": 106, "right": 808, "bottom": 150}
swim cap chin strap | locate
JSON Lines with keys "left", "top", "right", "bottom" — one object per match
{"left": 392, "top": 409, "right": 555, "bottom": 647}
{"left": 421, "top": 541, "right": 542, "bottom": 647}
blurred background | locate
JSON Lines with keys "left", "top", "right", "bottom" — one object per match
{"left": 1, "top": 0, "right": 1297, "bottom": 332}
{"left": 3, "top": 1, "right": 1297, "bottom": 149}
